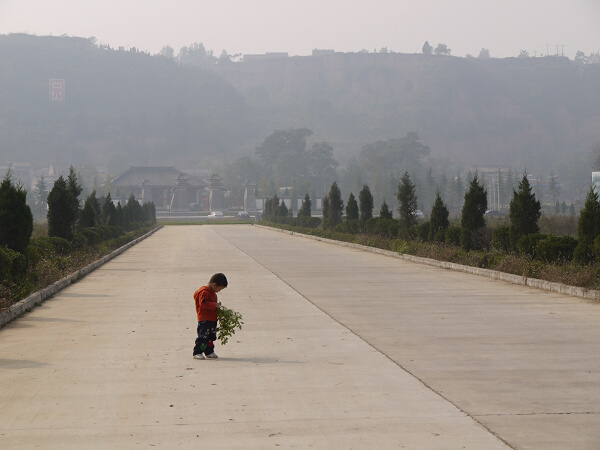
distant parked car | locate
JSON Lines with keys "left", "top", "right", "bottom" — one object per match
{"left": 236, "top": 211, "right": 250, "bottom": 219}
{"left": 413, "top": 209, "right": 425, "bottom": 219}
{"left": 208, "top": 211, "right": 224, "bottom": 218}
{"left": 484, "top": 210, "right": 505, "bottom": 218}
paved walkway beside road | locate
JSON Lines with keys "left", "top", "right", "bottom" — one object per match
{"left": 1, "top": 225, "right": 599, "bottom": 449}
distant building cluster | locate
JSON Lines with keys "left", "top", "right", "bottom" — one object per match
{"left": 242, "top": 49, "right": 337, "bottom": 61}
{"left": 0, "top": 163, "right": 274, "bottom": 214}
{"left": 243, "top": 52, "right": 289, "bottom": 61}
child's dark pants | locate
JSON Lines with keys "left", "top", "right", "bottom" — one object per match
{"left": 194, "top": 320, "right": 217, "bottom": 356}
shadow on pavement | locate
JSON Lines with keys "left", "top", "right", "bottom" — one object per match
{"left": 0, "top": 358, "right": 48, "bottom": 369}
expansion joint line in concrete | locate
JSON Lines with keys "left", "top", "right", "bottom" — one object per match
{"left": 213, "top": 228, "right": 517, "bottom": 450}
{"left": 474, "top": 411, "right": 599, "bottom": 417}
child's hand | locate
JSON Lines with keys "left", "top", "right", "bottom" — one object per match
{"left": 217, "top": 301, "right": 222, "bottom": 310}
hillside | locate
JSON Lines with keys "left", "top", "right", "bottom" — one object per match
{"left": 0, "top": 34, "right": 248, "bottom": 170}
{"left": 214, "top": 52, "right": 600, "bottom": 168}
{"left": 1, "top": 34, "right": 600, "bottom": 176}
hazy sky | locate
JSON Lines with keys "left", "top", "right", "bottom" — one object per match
{"left": 1, "top": 0, "right": 599, "bottom": 59}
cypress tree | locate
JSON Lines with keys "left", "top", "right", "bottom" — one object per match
{"left": 327, "top": 182, "right": 344, "bottom": 228}
{"left": 102, "top": 193, "right": 117, "bottom": 226}
{"left": 297, "top": 193, "right": 311, "bottom": 217}
{"left": 379, "top": 200, "right": 393, "bottom": 219}
{"left": 346, "top": 193, "right": 359, "bottom": 220}
{"left": 115, "top": 202, "right": 124, "bottom": 227}
{"left": 461, "top": 172, "right": 487, "bottom": 251}
{"left": 574, "top": 187, "right": 600, "bottom": 263}
{"left": 278, "top": 199, "right": 288, "bottom": 217}
{"left": 0, "top": 172, "right": 33, "bottom": 253}
{"left": 142, "top": 202, "right": 156, "bottom": 223}
{"left": 397, "top": 172, "right": 418, "bottom": 229}
{"left": 358, "top": 184, "right": 374, "bottom": 223}
{"left": 509, "top": 172, "right": 541, "bottom": 250}
{"left": 80, "top": 198, "right": 96, "bottom": 228}
{"left": 130, "top": 195, "right": 144, "bottom": 222}
{"left": 263, "top": 198, "right": 273, "bottom": 218}
{"left": 47, "top": 175, "right": 75, "bottom": 240}
{"left": 429, "top": 189, "right": 449, "bottom": 240}
{"left": 81, "top": 190, "right": 101, "bottom": 228}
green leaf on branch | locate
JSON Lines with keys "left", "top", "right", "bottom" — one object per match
{"left": 216, "top": 305, "right": 243, "bottom": 345}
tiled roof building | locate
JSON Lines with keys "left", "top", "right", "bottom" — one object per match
{"left": 111, "top": 166, "right": 209, "bottom": 211}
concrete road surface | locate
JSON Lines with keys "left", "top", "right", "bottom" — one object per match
{"left": 1, "top": 225, "right": 599, "bottom": 449}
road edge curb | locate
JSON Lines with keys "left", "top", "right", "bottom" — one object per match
{"left": 256, "top": 224, "right": 600, "bottom": 302}
{"left": 0, "top": 226, "right": 163, "bottom": 329}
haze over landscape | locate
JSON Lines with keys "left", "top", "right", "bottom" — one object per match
{"left": 2, "top": 0, "right": 600, "bottom": 58}
{"left": 5, "top": 5, "right": 600, "bottom": 450}
{"left": 1, "top": 0, "right": 600, "bottom": 211}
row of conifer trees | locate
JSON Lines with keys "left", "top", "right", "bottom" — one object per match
{"left": 262, "top": 171, "right": 600, "bottom": 264}
{"left": 0, "top": 167, "right": 156, "bottom": 296}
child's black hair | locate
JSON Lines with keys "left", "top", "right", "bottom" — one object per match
{"left": 209, "top": 273, "right": 228, "bottom": 287}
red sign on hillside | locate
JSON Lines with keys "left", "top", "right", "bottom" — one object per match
{"left": 49, "top": 78, "right": 65, "bottom": 102}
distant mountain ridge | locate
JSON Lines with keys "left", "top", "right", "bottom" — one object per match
{"left": 0, "top": 34, "right": 248, "bottom": 169}
{"left": 1, "top": 34, "right": 599, "bottom": 173}
{"left": 214, "top": 52, "right": 600, "bottom": 169}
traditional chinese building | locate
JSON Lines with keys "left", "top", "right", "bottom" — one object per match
{"left": 111, "top": 166, "right": 210, "bottom": 210}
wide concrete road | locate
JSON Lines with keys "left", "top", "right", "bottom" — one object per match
{"left": 1, "top": 226, "right": 599, "bottom": 449}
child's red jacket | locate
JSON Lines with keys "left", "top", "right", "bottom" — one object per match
{"left": 194, "top": 286, "right": 219, "bottom": 322}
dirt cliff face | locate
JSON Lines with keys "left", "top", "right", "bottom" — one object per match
{"left": 215, "top": 53, "right": 600, "bottom": 169}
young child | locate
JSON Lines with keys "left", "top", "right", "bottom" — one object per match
{"left": 193, "top": 273, "right": 228, "bottom": 360}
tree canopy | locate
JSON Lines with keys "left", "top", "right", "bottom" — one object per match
{"left": 359, "top": 133, "right": 430, "bottom": 183}
{"left": 254, "top": 128, "right": 338, "bottom": 190}
{"left": 422, "top": 41, "right": 433, "bottom": 55}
